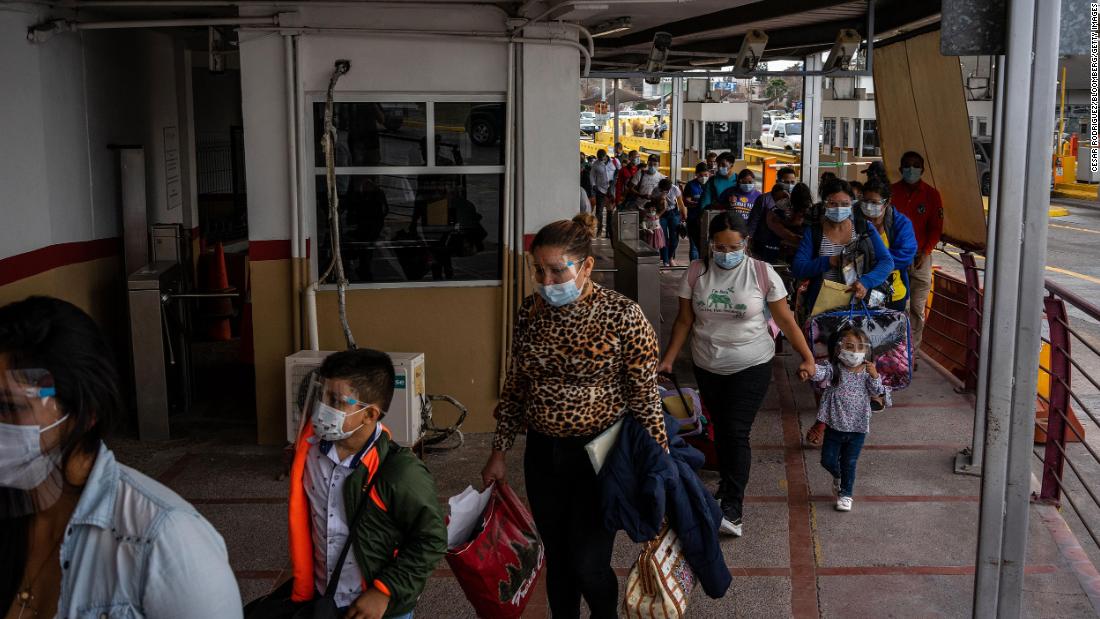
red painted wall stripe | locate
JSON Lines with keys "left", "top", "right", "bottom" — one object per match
{"left": 248, "top": 239, "right": 311, "bottom": 262}
{"left": 0, "top": 238, "right": 120, "bottom": 287}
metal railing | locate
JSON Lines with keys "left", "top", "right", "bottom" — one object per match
{"left": 951, "top": 253, "right": 1100, "bottom": 555}
{"left": 1032, "top": 279, "right": 1100, "bottom": 553}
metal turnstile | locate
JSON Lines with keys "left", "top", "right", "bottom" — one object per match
{"left": 128, "top": 262, "right": 187, "bottom": 440}
{"left": 614, "top": 239, "right": 661, "bottom": 334}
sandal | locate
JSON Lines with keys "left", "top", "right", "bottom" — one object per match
{"left": 805, "top": 421, "right": 826, "bottom": 447}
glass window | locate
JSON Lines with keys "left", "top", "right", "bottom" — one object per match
{"left": 841, "top": 118, "right": 850, "bottom": 149}
{"left": 313, "top": 99, "right": 506, "bottom": 285}
{"left": 704, "top": 121, "right": 743, "bottom": 159}
{"left": 823, "top": 119, "right": 837, "bottom": 149}
{"left": 978, "top": 118, "right": 988, "bottom": 137}
{"left": 860, "top": 119, "right": 880, "bottom": 157}
{"left": 434, "top": 103, "right": 505, "bottom": 166}
{"left": 315, "top": 174, "right": 502, "bottom": 283}
{"left": 313, "top": 102, "right": 428, "bottom": 167}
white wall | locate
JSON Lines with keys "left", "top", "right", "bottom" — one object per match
{"left": 238, "top": 4, "right": 511, "bottom": 243}
{"left": 520, "top": 24, "right": 580, "bottom": 234}
{"left": 0, "top": 4, "right": 187, "bottom": 262}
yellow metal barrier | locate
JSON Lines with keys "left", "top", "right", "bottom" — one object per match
{"left": 743, "top": 147, "right": 800, "bottom": 165}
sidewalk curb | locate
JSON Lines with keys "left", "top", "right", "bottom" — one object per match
{"left": 1035, "top": 503, "right": 1100, "bottom": 616}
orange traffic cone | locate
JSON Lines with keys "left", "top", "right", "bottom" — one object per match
{"left": 199, "top": 242, "right": 233, "bottom": 341}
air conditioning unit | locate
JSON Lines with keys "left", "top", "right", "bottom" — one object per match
{"left": 284, "top": 350, "right": 426, "bottom": 447}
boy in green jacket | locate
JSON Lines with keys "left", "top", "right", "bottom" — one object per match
{"left": 281, "top": 348, "right": 446, "bottom": 619}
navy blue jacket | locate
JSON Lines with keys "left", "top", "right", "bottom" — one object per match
{"left": 598, "top": 414, "right": 731, "bottom": 598}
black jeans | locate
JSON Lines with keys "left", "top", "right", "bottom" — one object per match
{"left": 693, "top": 362, "right": 774, "bottom": 520}
{"left": 524, "top": 430, "right": 618, "bottom": 619}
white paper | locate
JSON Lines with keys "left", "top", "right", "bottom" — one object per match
{"left": 446, "top": 485, "right": 492, "bottom": 549}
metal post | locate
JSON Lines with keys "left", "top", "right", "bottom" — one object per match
{"left": 612, "top": 78, "right": 620, "bottom": 148}
{"left": 802, "top": 54, "right": 823, "bottom": 197}
{"left": 670, "top": 76, "right": 684, "bottom": 181}
{"left": 973, "top": 0, "right": 1061, "bottom": 616}
{"left": 961, "top": 56, "right": 1005, "bottom": 476}
{"left": 1038, "top": 292, "right": 1070, "bottom": 504}
{"left": 962, "top": 253, "right": 981, "bottom": 393}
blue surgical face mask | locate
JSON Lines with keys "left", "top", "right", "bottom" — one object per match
{"left": 713, "top": 250, "right": 745, "bottom": 269}
{"left": 718, "top": 166, "right": 730, "bottom": 177}
{"left": 825, "top": 206, "right": 852, "bottom": 222}
{"left": 739, "top": 182, "right": 755, "bottom": 193}
{"left": 647, "top": 164, "right": 658, "bottom": 174}
{"left": 538, "top": 279, "right": 583, "bottom": 307}
{"left": 901, "top": 166, "right": 922, "bottom": 184}
{"left": 0, "top": 415, "right": 69, "bottom": 490}
{"left": 778, "top": 181, "right": 795, "bottom": 192}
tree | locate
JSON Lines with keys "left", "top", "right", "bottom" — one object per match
{"left": 764, "top": 78, "right": 788, "bottom": 101}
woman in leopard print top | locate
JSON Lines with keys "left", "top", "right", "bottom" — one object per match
{"left": 482, "top": 220, "right": 665, "bottom": 618}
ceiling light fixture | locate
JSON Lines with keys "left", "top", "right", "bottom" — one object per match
{"left": 590, "top": 16, "right": 631, "bottom": 38}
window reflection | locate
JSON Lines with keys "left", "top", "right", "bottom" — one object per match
{"left": 435, "top": 103, "right": 505, "bottom": 166}
{"left": 315, "top": 174, "right": 503, "bottom": 283}
{"left": 312, "top": 102, "right": 427, "bottom": 167}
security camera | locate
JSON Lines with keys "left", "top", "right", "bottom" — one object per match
{"left": 823, "top": 29, "right": 862, "bottom": 72}
{"left": 733, "top": 29, "right": 768, "bottom": 75}
{"left": 644, "top": 32, "right": 673, "bottom": 85}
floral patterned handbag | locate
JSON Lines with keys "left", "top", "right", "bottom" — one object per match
{"left": 622, "top": 523, "right": 696, "bottom": 619}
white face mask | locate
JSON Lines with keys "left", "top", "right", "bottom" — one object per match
{"left": 838, "top": 350, "right": 866, "bottom": 368}
{"left": 312, "top": 401, "right": 367, "bottom": 442}
{"left": 0, "top": 415, "right": 68, "bottom": 490}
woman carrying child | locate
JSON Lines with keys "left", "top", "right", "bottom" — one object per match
{"left": 813, "top": 325, "right": 887, "bottom": 512}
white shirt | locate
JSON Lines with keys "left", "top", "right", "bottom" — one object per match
{"left": 580, "top": 186, "right": 592, "bottom": 212}
{"left": 679, "top": 258, "right": 788, "bottom": 374}
{"left": 631, "top": 169, "right": 665, "bottom": 208}
{"left": 659, "top": 184, "right": 683, "bottom": 213}
{"left": 589, "top": 158, "right": 616, "bottom": 194}
{"left": 304, "top": 424, "right": 382, "bottom": 608}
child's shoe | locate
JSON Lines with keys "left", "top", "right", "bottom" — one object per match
{"left": 836, "top": 496, "right": 853, "bottom": 512}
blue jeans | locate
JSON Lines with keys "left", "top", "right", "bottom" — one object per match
{"left": 659, "top": 212, "right": 681, "bottom": 264}
{"left": 686, "top": 214, "right": 701, "bottom": 261}
{"left": 820, "top": 427, "right": 866, "bottom": 497}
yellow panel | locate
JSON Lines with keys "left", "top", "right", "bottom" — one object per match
{"left": 315, "top": 286, "right": 503, "bottom": 433}
{"left": 873, "top": 31, "right": 988, "bottom": 249}
{"left": 0, "top": 256, "right": 125, "bottom": 336}
{"left": 250, "top": 259, "right": 296, "bottom": 444}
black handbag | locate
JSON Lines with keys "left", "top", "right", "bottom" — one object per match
{"left": 244, "top": 448, "right": 393, "bottom": 619}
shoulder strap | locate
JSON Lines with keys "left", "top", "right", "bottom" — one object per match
{"left": 752, "top": 258, "right": 772, "bottom": 299}
{"left": 322, "top": 446, "right": 396, "bottom": 600}
{"left": 883, "top": 206, "right": 896, "bottom": 241}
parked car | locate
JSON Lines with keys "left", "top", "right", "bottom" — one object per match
{"left": 580, "top": 118, "right": 601, "bottom": 136}
{"left": 758, "top": 119, "right": 803, "bottom": 151}
{"left": 762, "top": 114, "right": 773, "bottom": 135}
{"left": 974, "top": 136, "right": 992, "bottom": 196}
{"left": 467, "top": 103, "right": 505, "bottom": 146}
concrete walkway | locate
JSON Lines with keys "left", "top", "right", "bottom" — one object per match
{"left": 108, "top": 251, "right": 1100, "bottom": 617}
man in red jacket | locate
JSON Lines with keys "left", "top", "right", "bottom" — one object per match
{"left": 890, "top": 151, "right": 944, "bottom": 359}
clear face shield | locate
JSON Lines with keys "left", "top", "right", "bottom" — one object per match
{"left": 307, "top": 377, "right": 371, "bottom": 443}
{"left": 0, "top": 369, "right": 67, "bottom": 518}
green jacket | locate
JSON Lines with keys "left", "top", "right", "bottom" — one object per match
{"left": 342, "top": 432, "right": 447, "bottom": 617}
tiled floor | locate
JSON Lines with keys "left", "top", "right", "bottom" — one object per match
{"left": 110, "top": 349, "right": 1100, "bottom": 617}
{"left": 106, "top": 245, "right": 1100, "bottom": 617}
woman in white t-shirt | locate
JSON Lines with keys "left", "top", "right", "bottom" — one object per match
{"left": 657, "top": 212, "right": 816, "bottom": 538}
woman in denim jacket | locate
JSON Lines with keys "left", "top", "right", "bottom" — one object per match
{"left": 0, "top": 297, "right": 241, "bottom": 619}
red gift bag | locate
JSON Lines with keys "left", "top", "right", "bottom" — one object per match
{"left": 446, "top": 483, "right": 545, "bottom": 618}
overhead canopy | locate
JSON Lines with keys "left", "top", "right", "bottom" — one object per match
{"left": 543, "top": 0, "right": 943, "bottom": 73}
{"left": 872, "top": 30, "right": 987, "bottom": 250}
{"left": 580, "top": 87, "right": 653, "bottom": 105}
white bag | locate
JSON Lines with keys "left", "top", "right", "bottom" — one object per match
{"left": 623, "top": 524, "right": 696, "bottom": 619}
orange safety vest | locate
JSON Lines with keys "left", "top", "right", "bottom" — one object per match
{"left": 287, "top": 420, "right": 392, "bottom": 602}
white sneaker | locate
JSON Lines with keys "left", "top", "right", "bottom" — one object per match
{"left": 836, "top": 496, "right": 853, "bottom": 512}
{"left": 832, "top": 478, "right": 841, "bottom": 497}
{"left": 720, "top": 517, "right": 743, "bottom": 537}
